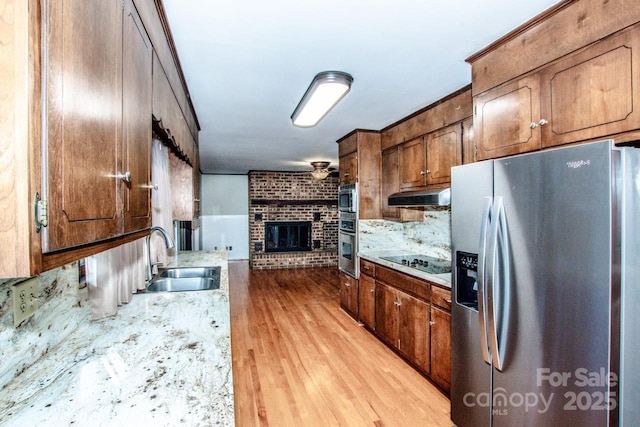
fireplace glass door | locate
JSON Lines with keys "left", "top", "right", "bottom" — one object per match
{"left": 265, "top": 221, "right": 312, "bottom": 252}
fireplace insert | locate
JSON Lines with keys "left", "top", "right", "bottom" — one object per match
{"left": 264, "top": 221, "right": 312, "bottom": 252}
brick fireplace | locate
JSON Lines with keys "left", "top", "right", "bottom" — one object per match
{"left": 249, "top": 170, "right": 338, "bottom": 270}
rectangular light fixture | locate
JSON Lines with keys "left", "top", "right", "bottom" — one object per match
{"left": 291, "top": 71, "right": 353, "bottom": 127}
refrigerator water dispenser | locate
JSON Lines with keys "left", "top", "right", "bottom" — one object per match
{"left": 455, "top": 251, "right": 478, "bottom": 310}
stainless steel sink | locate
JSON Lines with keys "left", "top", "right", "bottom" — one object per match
{"left": 146, "top": 266, "right": 221, "bottom": 292}
{"left": 158, "top": 267, "right": 220, "bottom": 279}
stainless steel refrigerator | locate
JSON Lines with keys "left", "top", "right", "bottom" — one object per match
{"left": 450, "top": 140, "right": 640, "bottom": 426}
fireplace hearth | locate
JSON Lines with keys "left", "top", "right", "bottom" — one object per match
{"left": 265, "top": 221, "right": 312, "bottom": 252}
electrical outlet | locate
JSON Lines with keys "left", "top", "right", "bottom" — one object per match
{"left": 13, "top": 277, "right": 38, "bottom": 326}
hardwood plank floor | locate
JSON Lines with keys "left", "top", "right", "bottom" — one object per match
{"left": 229, "top": 261, "right": 452, "bottom": 427}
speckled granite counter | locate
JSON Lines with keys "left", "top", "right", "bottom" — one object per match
{"left": 359, "top": 250, "right": 451, "bottom": 288}
{"left": 0, "top": 251, "right": 233, "bottom": 426}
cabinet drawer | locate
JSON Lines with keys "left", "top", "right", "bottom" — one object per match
{"left": 431, "top": 286, "right": 452, "bottom": 311}
{"left": 360, "top": 259, "right": 376, "bottom": 276}
{"left": 375, "top": 265, "right": 430, "bottom": 302}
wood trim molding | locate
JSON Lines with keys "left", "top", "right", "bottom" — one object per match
{"left": 336, "top": 129, "right": 379, "bottom": 144}
{"left": 465, "top": 0, "right": 575, "bottom": 64}
{"left": 153, "top": 0, "right": 201, "bottom": 132}
{"left": 380, "top": 84, "right": 472, "bottom": 133}
{"left": 251, "top": 199, "right": 338, "bottom": 207}
{"left": 40, "top": 230, "right": 149, "bottom": 272}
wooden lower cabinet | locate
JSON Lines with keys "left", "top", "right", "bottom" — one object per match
{"left": 362, "top": 259, "right": 452, "bottom": 393}
{"left": 430, "top": 306, "right": 451, "bottom": 392}
{"left": 374, "top": 282, "right": 398, "bottom": 346}
{"left": 375, "top": 281, "right": 431, "bottom": 374}
{"left": 397, "top": 291, "right": 431, "bottom": 374}
{"left": 339, "top": 272, "right": 358, "bottom": 319}
{"left": 358, "top": 273, "right": 375, "bottom": 330}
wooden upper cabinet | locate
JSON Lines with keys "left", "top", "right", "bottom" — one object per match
{"left": 461, "top": 117, "right": 475, "bottom": 164}
{"left": 474, "top": 74, "right": 541, "bottom": 161}
{"left": 123, "top": 0, "right": 152, "bottom": 232}
{"left": 1, "top": 0, "right": 37, "bottom": 277}
{"left": 337, "top": 130, "right": 381, "bottom": 219}
{"left": 399, "top": 136, "right": 426, "bottom": 189}
{"left": 471, "top": 4, "right": 640, "bottom": 160}
{"left": 539, "top": 24, "right": 640, "bottom": 148}
{"left": 425, "top": 123, "right": 462, "bottom": 185}
{"left": 381, "top": 147, "right": 400, "bottom": 219}
{"left": 339, "top": 151, "right": 358, "bottom": 185}
{"left": 381, "top": 147, "right": 422, "bottom": 221}
{"left": 44, "top": 0, "right": 123, "bottom": 252}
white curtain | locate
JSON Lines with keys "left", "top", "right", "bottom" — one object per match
{"left": 151, "top": 137, "right": 174, "bottom": 266}
{"left": 86, "top": 238, "right": 145, "bottom": 320}
{"left": 86, "top": 138, "right": 173, "bottom": 320}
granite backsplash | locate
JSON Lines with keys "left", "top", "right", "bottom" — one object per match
{"left": 359, "top": 206, "right": 451, "bottom": 260}
{"left": 0, "top": 262, "right": 87, "bottom": 391}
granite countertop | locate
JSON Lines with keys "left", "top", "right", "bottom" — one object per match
{"left": 0, "top": 251, "right": 233, "bottom": 426}
{"left": 358, "top": 250, "right": 452, "bottom": 289}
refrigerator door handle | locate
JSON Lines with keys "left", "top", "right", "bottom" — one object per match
{"left": 487, "top": 196, "right": 510, "bottom": 371}
{"left": 477, "top": 197, "right": 493, "bottom": 365}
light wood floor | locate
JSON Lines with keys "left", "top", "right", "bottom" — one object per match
{"left": 229, "top": 261, "right": 452, "bottom": 427}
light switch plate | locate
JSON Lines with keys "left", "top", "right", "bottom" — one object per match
{"left": 13, "top": 277, "right": 39, "bottom": 326}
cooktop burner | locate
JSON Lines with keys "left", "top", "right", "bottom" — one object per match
{"left": 380, "top": 254, "right": 452, "bottom": 275}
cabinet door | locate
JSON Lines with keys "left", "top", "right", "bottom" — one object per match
{"left": 397, "top": 291, "right": 430, "bottom": 374}
{"left": 44, "top": 0, "right": 123, "bottom": 251}
{"left": 339, "top": 152, "right": 358, "bottom": 184}
{"left": 425, "top": 123, "right": 462, "bottom": 185}
{"left": 123, "top": 0, "right": 152, "bottom": 232}
{"left": 381, "top": 147, "right": 400, "bottom": 219}
{"left": 540, "top": 25, "right": 640, "bottom": 148}
{"left": 358, "top": 273, "right": 375, "bottom": 330}
{"left": 339, "top": 272, "right": 358, "bottom": 318}
{"left": 430, "top": 306, "right": 451, "bottom": 392}
{"left": 462, "top": 117, "right": 475, "bottom": 164}
{"left": 399, "top": 136, "right": 426, "bottom": 189}
{"left": 375, "top": 282, "right": 398, "bottom": 347}
{"left": 170, "top": 151, "right": 194, "bottom": 221}
{"left": 475, "top": 74, "right": 541, "bottom": 161}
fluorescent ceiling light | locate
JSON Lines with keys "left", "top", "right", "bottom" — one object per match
{"left": 291, "top": 71, "right": 353, "bottom": 127}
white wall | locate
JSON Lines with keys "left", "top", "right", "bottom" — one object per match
{"left": 200, "top": 174, "right": 249, "bottom": 260}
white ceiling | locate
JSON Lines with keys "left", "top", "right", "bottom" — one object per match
{"left": 162, "top": 0, "right": 560, "bottom": 175}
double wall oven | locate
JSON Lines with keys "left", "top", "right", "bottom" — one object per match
{"left": 338, "top": 184, "right": 358, "bottom": 278}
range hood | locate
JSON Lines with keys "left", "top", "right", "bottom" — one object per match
{"left": 388, "top": 188, "right": 451, "bottom": 207}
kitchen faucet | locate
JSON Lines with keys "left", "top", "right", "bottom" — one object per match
{"left": 145, "top": 226, "right": 175, "bottom": 282}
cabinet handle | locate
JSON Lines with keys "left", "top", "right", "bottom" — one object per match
{"left": 141, "top": 183, "right": 158, "bottom": 190}
{"left": 117, "top": 171, "right": 132, "bottom": 183}
{"left": 394, "top": 301, "right": 401, "bottom": 307}
{"left": 345, "top": 283, "right": 351, "bottom": 288}
{"left": 445, "top": 298, "right": 452, "bottom": 304}
{"left": 370, "top": 289, "right": 374, "bottom": 293}
{"left": 420, "top": 170, "right": 426, "bottom": 175}
{"left": 538, "top": 119, "right": 548, "bottom": 126}
{"left": 363, "top": 266, "right": 370, "bottom": 270}
{"left": 425, "top": 169, "right": 430, "bottom": 174}
{"left": 529, "top": 122, "right": 537, "bottom": 129}
{"left": 429, "top": 321, "right": 436, "bottom": 326}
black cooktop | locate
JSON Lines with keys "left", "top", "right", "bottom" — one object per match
{"left": 380, "top": 254, "right": 452, "bottom": 275}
